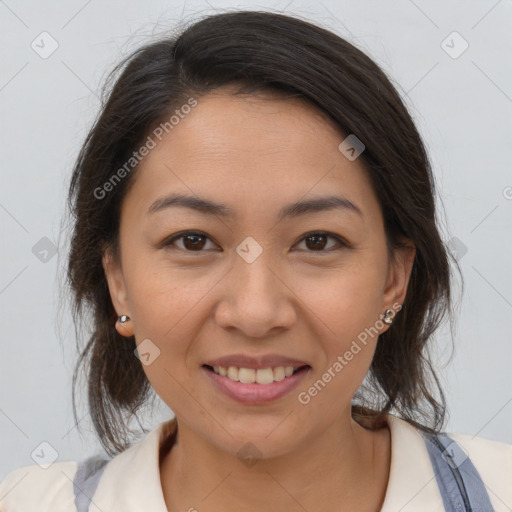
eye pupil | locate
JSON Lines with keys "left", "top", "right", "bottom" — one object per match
{"left": 306, "top": 234, "right": 327, "bottom": 251}
{"left": 183, "top": 234, "right": 206, "bottom": 250}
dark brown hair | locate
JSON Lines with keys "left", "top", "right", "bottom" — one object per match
{"left": 66, "top": 10, "right": 462, "bottom": 456}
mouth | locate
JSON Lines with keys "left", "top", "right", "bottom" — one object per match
{"left": 201, "top": 364, "right": 311, "bottom": 404}
{"left": 202, "top": 364, "right": 309, "bottom": 384}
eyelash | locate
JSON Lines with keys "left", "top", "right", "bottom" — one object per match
{"left": 161, "top": 230, "right": 351, "bottom": 254}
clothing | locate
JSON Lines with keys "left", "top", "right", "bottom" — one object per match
{"left": 0, "top": 414, "right": 510, "bottom": 511}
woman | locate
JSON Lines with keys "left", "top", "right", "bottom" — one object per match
{"left": 0, "top": 10, "right": 510, "bottom": 512}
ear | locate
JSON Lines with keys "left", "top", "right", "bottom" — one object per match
{"left": 381, "top": 240, "right": 416, "bottom": 325}
{"left": 102, "top": 249, "right": 134, "bottom": 337}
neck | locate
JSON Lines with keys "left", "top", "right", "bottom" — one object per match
{"left": 159, "top": 413, "right": 391, "bottom": 512}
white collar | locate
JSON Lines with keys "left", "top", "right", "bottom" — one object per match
{"left": 380, "top": 414, "right": 444, "bottom": 511}
{"left": 93, "top": 414, "right": 444, "bottom": 511}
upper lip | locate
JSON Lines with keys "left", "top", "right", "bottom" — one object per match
{"left": 203, "top": 354, "right": 310, "bottom": 369}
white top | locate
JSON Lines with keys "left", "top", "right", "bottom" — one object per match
{"left": 0, "top": 414, "right": 511, "bottom": 511}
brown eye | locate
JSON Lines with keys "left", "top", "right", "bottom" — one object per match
{"left": 182, "top": 234, "right": 207, "bottom": 250}
{"left": 295, "top": 232, "right": 349, "bottom": 252}
{"left": 305, "top": 234, "right": 328, "bottom": 251}
{"left": 163, "top": 231, "right": 217, "bottom": 252}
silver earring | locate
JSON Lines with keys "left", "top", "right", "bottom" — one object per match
{"left": 118, "top": 315, "right": 131, "bottom": 324}
{"left": 382, "top": 309, "right": 394, "bottom": 325}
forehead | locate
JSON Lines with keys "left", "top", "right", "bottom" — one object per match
{"left": 123, "top": 90, "right": 381, "bottom": 224}
{"left": 153, "top": 89, "right": 345, "bottom": 165}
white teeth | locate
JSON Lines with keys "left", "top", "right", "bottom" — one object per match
{"left": 214, "top": 365, "right": 228, "bottom": 376}
{"left": 256, "top": 368, "right": 274, "bottom": 385}
{"left": 210, "top": 365, "right": 303, "bottom": 384}
{"left": 273, "top": 366, "right": 285, "bottom": 381}
{"left": 227, "top": 366, "right": 239, "bottom": 381}
{"left": 239, "top": 368, "right": 256, "bottom": 383}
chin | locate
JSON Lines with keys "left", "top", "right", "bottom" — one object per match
{"left": 202, "top": 417, "right": 305, "bottom": 461}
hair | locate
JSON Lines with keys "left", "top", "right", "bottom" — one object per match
{"left": 66, "top": 9, "right": 462, "bottom": 456}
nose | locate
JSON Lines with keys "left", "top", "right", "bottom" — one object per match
{"left": 214, "top": 250, "right": 297, "bottom": 338}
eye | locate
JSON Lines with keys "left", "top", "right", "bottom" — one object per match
{"left": 162, "top": 231, "right": 219, "bottom": 252}
{"left": 293, "top": 232, "right": 349, "bottom": 252}
{"left": 160, "top": 230, "right": 350, "bottom": 253}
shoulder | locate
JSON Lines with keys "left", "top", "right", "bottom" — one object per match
{"left": 430, "top": 428, "right": 512, "bottom": 511}
{"left": 448, "top": 430, "right": 512, "bottom": 464}
{"left": 0, "top": 420, "right": 175, "bottom": 511}
{"left": 0, "top": 461, "right": 78, "bottom": 511}
{"left": 382, "top": 415, "right": 512, "bottom": 512}
{"left": 388, "top": 414, "right": 512, "bottom": 472}
{"left": 448, "top": 431, "right": 512, "bottom": 496}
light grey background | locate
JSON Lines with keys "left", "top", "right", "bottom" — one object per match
{"left": 1, "top": 0, "right": 511, "bottom": 479}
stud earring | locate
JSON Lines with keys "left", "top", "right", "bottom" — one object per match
{"left": 118, "top": 315, "right": 131, "bottom": 324}
{"left": 382, "top": 309, "right": 394, "bottom": 325}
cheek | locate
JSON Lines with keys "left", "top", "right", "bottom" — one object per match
{"left": 297, "top": 283, "right": 382, "bottom": 414}
{"left": 124, "top": 252, "right": 213, "bottom": 335}
{"left": 296, "top": 260, "right": 385, "bottom": 393}
{"left": 297, "top": 259, "right": 385, "bottom": 340}
{"left": 121, "top": 264, "right": 206, "bottom": 388}
{"left": 126, "top": 267, "right": 206, "bottom": 412}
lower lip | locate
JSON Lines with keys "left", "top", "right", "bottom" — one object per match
{"left": 202, "top": 366, "right": 310, "bottom": 405}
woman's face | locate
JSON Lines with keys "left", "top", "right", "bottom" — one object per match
{"left": 104, "top": 89, "right": 415, "bottom": 458}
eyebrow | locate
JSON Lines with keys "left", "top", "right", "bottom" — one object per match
{"left": 147, "top": 193, "right": 363, "bottom": 220}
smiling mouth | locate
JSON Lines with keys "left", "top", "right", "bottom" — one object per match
{"left": 202, "top": 364, "right": 309, "bottom": 385}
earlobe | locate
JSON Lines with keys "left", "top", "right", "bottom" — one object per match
{"left": 102, "top": 250, "right": 133, "bottom": 336}
{"left": 115, "top": 314, "right": 134, "bottom": 338}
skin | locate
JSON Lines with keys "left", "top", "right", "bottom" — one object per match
{"left": 104, "top": 87, "right": 416, "bottom": 512}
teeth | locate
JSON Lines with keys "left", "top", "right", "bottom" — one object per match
{"left": 227, "top": 366, "right": 239, "bottom": 381}
{"left": 210, "top": 365, "right": 301, "bottom": 384}
{"left": 255, "top": 368, "right": 274, "bottom": 385}
{"left": 239, "top": 368, "right": 256, "bottom": 383}
{"left": 274, "top": 366, "right": 285, "bottom": 381}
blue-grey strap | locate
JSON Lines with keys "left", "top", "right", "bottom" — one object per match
{"left": 423, "top": 432, "right": 494, "bottom": 511}
{"left": 73, "top": 455, "right": 109, "bottom": 512}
